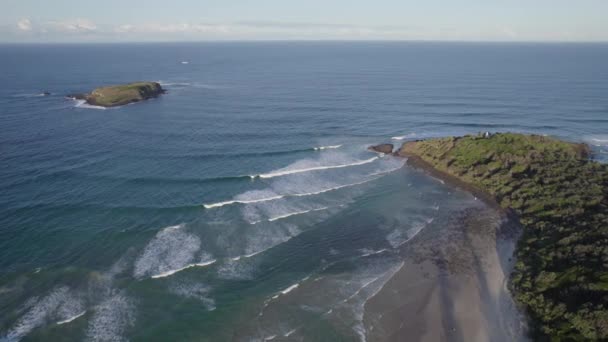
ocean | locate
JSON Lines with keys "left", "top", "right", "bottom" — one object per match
{"left": 0, "top": 42, "right": 607, "bottom": 341}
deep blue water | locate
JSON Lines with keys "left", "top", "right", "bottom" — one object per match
{"left": 0, "top": 42, "right": 607, "bottom": 341}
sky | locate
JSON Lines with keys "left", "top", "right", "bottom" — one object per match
{"left": 1, "top": 0, "right": 608, "bottom": 43}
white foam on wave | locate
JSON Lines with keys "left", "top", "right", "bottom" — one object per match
{"left": 268, "top": 207, "right": 329, "bottom": 222}
{"left": 169, "top": 282, "right": 216, "bottom": 311}
{"left": 281, "top": 283, "right": 300, "bottom": 295}
{"left": 230, "top": 250, "right": 261, "bottom": 261}
{"left": 11, "top": 93, "right": 48, "bottom": 98}
{"left": 86, "top": 293, "right": 135, "bottom": 342}
{"left": 249, "top": 206, "right": 330, "bottom": 224}
{"left": 4, "top": 287, "right": 85, "bottom": 341}
{"left": 586, "top": 136, "right": 608, "bottom": 147}
{"left": 252, "top": 157, "right": 379, "bottom": 179}
{"left": 292, "top": 177, "right": 379, "bottom": 197}
{"left": 134, "top": 224, "right": 212, "bottom": 279}
{"left": 150, "top": 259, "right": 217, "bottom": 279}
{"left": 158, "top": 81, "right": 191, "bottom": 87}
{"left": 216, "top": 258, "right": 256, "bottom": 280}
{"left": 204, "top": 195, "right": 284, "bottom": 209}
{"left": 391, "top": 133, "right": 417, "bottom": 140}
{"left": 56, "top": 311, "right": 86, "bottom": 325}
{"left": 73, "top": 99, "right": 107, "bottom": 110}
{"left": 314, "top": 144, "right": 342, "bottom": 151}
{"left": 205, "top": 176, "right": 381, "bottom": 210}
{"left": 260, "top": 275, "right": 311, "bottom": 317}
{"left": 229, "top": 225, "right": 301, "bottom": 264}
{"left": 204, "top": 150, "right": 405, "bottom": 210}
{"left": 386, "top": 218, "right": 432, "bottom": 248}
{"left": 360, "top": 248, "right": 388, "bottom": 257}
{"left": 319, "top": 260, "right": 405, "bottom": 341}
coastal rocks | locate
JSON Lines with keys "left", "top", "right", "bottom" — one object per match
{"left": 68, "top": 82, "right": 165, "bottom": 108}
{"left": 368, "top": 144, "right": 394, "bottom": 154}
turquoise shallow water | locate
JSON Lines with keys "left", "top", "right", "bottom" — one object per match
{"left": 0, "top": 42, "right": 607, "bottom": 341}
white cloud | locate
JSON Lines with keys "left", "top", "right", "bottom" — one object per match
{"left": 48, "top": 18, "right": 97, "bottom": 33}
{"left": 17, "top": 18, "right": 32, "bottom": 31}
{"left": 7, "top": 18, "right": 602, "bottom": 42}
{"left": 500, "top": 26, "right": 518, "bottom": 39}
{"left": 107, "top": 21, "right": 413, "bottom": 39}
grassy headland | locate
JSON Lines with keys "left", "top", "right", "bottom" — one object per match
{"left": 72, "top": 82, "right": 164, "bottom": 107}
{"left": 398, "top": 133, "right": 608, "bottom": 340}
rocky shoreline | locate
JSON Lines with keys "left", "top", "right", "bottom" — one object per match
{"left": 377, "top": 132, "right": 608, "bottom": 340}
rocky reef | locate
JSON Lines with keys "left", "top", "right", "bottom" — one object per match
{"left": 69, "top": 82, "right": 165, "bottom": 107}
{"left": 368, "top": 143, "right": 394, "bottom": 154}
{"left": 398, "top": 132, "right": 608, "bottom": 340}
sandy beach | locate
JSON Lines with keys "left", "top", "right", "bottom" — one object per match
{"left": 363, "top": 190, "right": 529, "bottom": 341}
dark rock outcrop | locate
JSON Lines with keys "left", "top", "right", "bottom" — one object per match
{"left": 368, "top": 144, "right": 394, "bottom": 154}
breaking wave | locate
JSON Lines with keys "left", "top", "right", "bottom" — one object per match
{"left": 251, "top": 157, "right": 379, "bottom": 179}
{"left": 3, "top": 287, "right": 84, "bottom": 341}
{"left": 56, "top": 311, "right": 86, "bottom": 325}
{"left": 72, "top": 99, "right": 107, "bottom": 110}
{"left": 249, "top": 207, "right": 329, "bottom": 224}
{"left": 585, "top": 136, "right": 608, "bottom": 147}
{"left": 268, "top": 207, "right": 329, "bottom": 222}
{"left": 391, "top": 133, "right": 417, "bottom": 140}
{"left": 133, "top": 224, "right": 213, "bottom": 279}
{"left": 386, "top": 218, "right": 433, "bottom": 248}
{"left": 313, "top": 145, "right": 342, "bottom": 151}
{"left": 150, "top": 259, "right": 217, "bottom": 279}
{"left": 204, "top": 175, "right": 383, "bottom": 209}
{"left": 204, "top": 195, "right": 285, "bottom": 209}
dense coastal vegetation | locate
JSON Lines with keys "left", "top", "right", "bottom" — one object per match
{"left": 69, "top": 82, "right": 164, "bottom": 107}
{"left": 398, "top": 133, "right": 608, "bottom": 340}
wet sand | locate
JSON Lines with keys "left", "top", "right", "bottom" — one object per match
{"left": 363, "top": 195, "right": 528, "bottom": 341}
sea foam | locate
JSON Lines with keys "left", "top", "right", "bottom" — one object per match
{"left": 252, "top": 157, "right": 379, "bottom": 179}
{"left": 134, "top": 224, "right": 212, "bottom": 279}
{"left": 56, "top": 311, "right": 86, "bottom": 325}
{"left": 150, "top": 259, "right": 217, "bottom": 279}
{"left": 169, "top": 282, "right": 216, "bottom": 311}
{"left": 85, "top": 293, "right": 134, "bottom": 342}
{"left": 3, "top": 287, "right": 84, "bottom": 341}
{"left": 73, "top": 99, "right": 107, "bottom": 110}
{"left": 391, "top": 133, "right": 417, "bottom": 140}
{"left": 313, "top": 145, "right": 342, "bottom": 151}
{"left": 204, "top": 177, "right": 380, "bottom": 209}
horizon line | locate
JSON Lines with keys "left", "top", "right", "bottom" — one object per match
{"left": 1, "top": 39, "right": 608, "bottom": 45}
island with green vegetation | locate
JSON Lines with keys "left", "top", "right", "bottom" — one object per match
{"left": 69, "top": 81, "right": 165, "bottom": 107}
{"left": 397, "top": 133, "right": 608, "bottom": 340}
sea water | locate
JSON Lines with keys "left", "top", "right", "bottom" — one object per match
{"left": 0, "top": 42, "right": 607, "bottom": 341}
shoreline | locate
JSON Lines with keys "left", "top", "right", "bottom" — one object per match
{"left": 380, "top": 133, "right": 608, "bottom": 339}
{"left": 357, "top": 139, "right": 534, "bottom": 341}
{"left": 363, "top": 200, "right": 528, "bottom": 341}
{"left": 398, "top": 151, "right": 506, "bottom": 214}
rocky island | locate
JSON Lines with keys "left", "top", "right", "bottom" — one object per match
{"left": 395, "top": 133, "right": 608, "bottom": 340}
{"left": 68, "top": 81, "right": 165, "bottom": 107}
